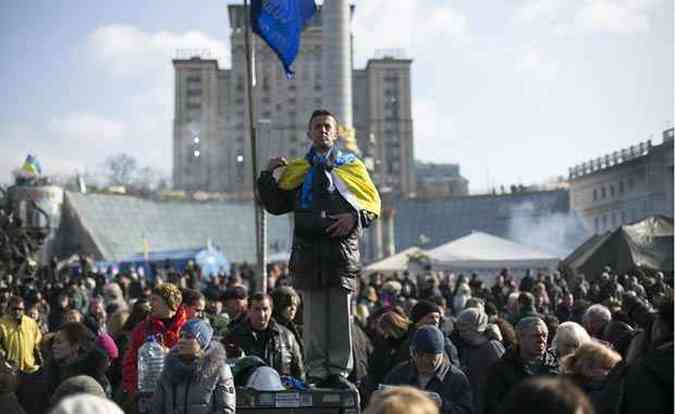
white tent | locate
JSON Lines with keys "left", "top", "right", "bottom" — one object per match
{"left": 427, "top": 231, "right": 560, "bottom": 278}
{"left": 364, "top": 247, "right": 424, "bottom": 273}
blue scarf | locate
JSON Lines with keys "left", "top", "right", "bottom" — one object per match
{"left": 299, "top": 147, "right": 356, "bottom": 209}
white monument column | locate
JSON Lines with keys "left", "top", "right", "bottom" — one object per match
{"left": 322, "top": 0, "right": 353, "bottom": 128}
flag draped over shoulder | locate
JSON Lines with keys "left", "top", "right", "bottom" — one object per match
{"left": 250, "top": 0, "right": 317, "bottom": 78}
{"left": 278, "top": 157, "right": 381, "bottom": 218}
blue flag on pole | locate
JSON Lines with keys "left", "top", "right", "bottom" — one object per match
{"left": 251, "top": 0, "right": 317, "bottom": 78}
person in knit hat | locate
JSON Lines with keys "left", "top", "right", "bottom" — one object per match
{"left": 407, "top": 300, "right": 460, "bottom": 367}
{"left": 153, "top": 283, "right": 183, "bottom": 312}
{"left": 179, "top": 319, "right": 215, "bottom": 351}
{"left": 50, "top": 375, "right": 106, "bottom": 407}
{"left": 153, "top": 318, "right": 235, "bottom": 414}
{"left": 411, "top": 300, "right": 443, "bottom": 327}
{"left": 383, "top": 325, "right": 473, "bottom": 414}
{"left": 121, "top": 283, "right": 187, "bottom": 401}
{"left": 455, "top": 308, "right": 505, "bottom": 414}
{"left": 48, "top": 394, "right": 124, "bottom": 414}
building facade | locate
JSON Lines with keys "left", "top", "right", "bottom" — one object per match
{"left": 414, "top": 161, "right": 469, "bottom": 199}
{"left": 568, "top": 128, "right": 674, "bottom": 234}
{"left": 172, "top": 5, "right": 415, "bottom": 197}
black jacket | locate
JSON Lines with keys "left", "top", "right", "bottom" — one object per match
{"left": 620, "top": 341, "right": 673, "bottom": 414}
{"left": 350, "top": 320, "right": 372, "bottom": 385}
{"left": 383, "top": 357, "right": 473, "bottom": 414}
{"left": 482, "top": 348, "right": 559, "bottom": 414}
{"left": 224, "top": 319, "right": 304, "bottom": 380}
{"left": 257, "top": 158, "right": 375, "bottom": 291}
{"left": 458, "top": 339, "right": 505, "bottom": 414}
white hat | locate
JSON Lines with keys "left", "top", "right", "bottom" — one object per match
{"left": 48, "top": 394, "right": 124, "bottom": 414}
{"left": 246, "top": 366, "right": 286, "bottom": 391}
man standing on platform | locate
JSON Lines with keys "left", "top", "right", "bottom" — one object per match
{"left": 257, "top": 109, "right": 380, "bottom": 389}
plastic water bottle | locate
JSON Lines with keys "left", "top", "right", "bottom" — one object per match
{"left": 137, "top": 335, "right": 166, "bottom": 393}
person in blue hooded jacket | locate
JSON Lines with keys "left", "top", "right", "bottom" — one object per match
{"left": 152, "top": 319, "right": 235, "bottom": 414}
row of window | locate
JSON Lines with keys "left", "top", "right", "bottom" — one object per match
{"left": 594, "top": 210, "right": 630, "bottom": 233}
{"left": 592, "top": 177, "right": 635, "bottom": 201}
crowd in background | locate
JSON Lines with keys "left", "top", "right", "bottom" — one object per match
{"left": 0, "top": 257, "right": 672, "bottom": 414}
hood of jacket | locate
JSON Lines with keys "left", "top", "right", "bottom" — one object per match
{"left": 163, "top": 341, "right": 227, "bottom": 384}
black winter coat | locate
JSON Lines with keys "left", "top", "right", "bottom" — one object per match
{"left": 224, "top": 319, "right": 304, "bottom": 380}
{"left": 482, "top": 348, "right": 559, "bottom": 414}
{"left": 458, "top": 339, "right": 504, "bottom": 414}
{"left": 383, "top": 357, "right": 474, "bottom": 414}
{"left": 350, "top": 320, "right": 372, "bottom": 386}
{"left": 257, "top": 162, "right": 375, "bottom": 291}
{"left": 620, "top": 341, "right": 673, "bottom": 414}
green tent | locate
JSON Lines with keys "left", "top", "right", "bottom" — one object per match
{"left": 563, "top": 215, "right": 673, "bottom": 277}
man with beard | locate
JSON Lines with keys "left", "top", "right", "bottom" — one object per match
{"left": 383, "top": 326, "right": 473, "bottom": 414}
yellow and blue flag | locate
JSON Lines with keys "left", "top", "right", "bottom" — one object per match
{"left": 21, "top": 154, "right": 42, "bottom": 176}
{"left": 278, "top": 152, "right": 381, "bottom": 217}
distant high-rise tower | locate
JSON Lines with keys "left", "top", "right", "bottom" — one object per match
{"left": 322, "top": 0, "right": 353, "bottom": 129}
{"left": 172, "top": 4, "right": 415, "bottom": 198}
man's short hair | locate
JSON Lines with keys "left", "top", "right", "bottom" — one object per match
{"left": 222, "top": 286, "right": 248, "bottom": 302}
{"left": 249, "top": 292, "right": 273, "bottom": 307}
{"left": 7, "top": 295, "right": 24, "bottom": 307}
{"left": 308, "top": 109, "right": 337, "bottom": 130}
{"left": 518, "top": 292, "right": 536, "bottom": 307}
{"left": 582, "top": 304, "right": 612, "bottom": 325}
{"left": 516, "top": 316, "right": 547, "bottom": 336}
{"left": 182, "top": 288, "right": 205, "bottom": 307}
{"left": 501, "top": 377, "right": 594, "bottom": 414}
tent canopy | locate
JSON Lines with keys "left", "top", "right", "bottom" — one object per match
{"left": 428, "top": 231, "right": 560, "bottom": 273}
{"left": 364, "top": 247, "right": 424, "bottom": 273}
{"left": 563, "top": 215, "right": 674, "bottom": 277}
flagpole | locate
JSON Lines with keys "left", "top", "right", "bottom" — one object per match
{"left": 243, "top": 0, "right": 267, "bottom": 293}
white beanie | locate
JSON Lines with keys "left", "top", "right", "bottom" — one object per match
{"left": 48, "top": 394, "right": 124, "bottom": 414}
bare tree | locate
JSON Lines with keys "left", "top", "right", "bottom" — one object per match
{"left": 104, "top": 153, "right": 138, "bottom": 187}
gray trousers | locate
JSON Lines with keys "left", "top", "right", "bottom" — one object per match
{"left": 301, "top": 286, "right": 353, "bottom": 380}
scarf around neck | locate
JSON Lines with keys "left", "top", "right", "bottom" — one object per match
{"left": 299, "top": 146, "right": 356, "bottom": 209}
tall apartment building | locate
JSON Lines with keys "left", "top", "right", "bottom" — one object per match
{"left": 173, "top": 5, "right": 415, "bottom": 197}
{"left": 354, "top": 57, "right": 415, "bottom": 195}
{"left": 568, "top": 128, "right": 674, "bottom": 234}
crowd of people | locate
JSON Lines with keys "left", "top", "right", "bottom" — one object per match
{"left": 0, "top": 259, "right": 671, "bottom": 414}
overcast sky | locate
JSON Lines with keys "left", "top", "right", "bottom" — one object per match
{"left": 1, "top": 0, "right": 672, "bottom": 192}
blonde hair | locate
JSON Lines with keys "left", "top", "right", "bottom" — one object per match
{"left": 378, "top": 311, "right": 412, "bottom": 339}
{"left": 561, "top": 341, "right": 622, "bottom": 378}
{"left": 552, "top": 321, "right": 591, "bottom": 357}
{"left": 107, "top": 309, "right": 130, "bottom": 338}
{"left": 365, "top": 386, "right": 439, "bottom": 414}
{"left": 354, "top": 303, "right": 370, "bottom": 327}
